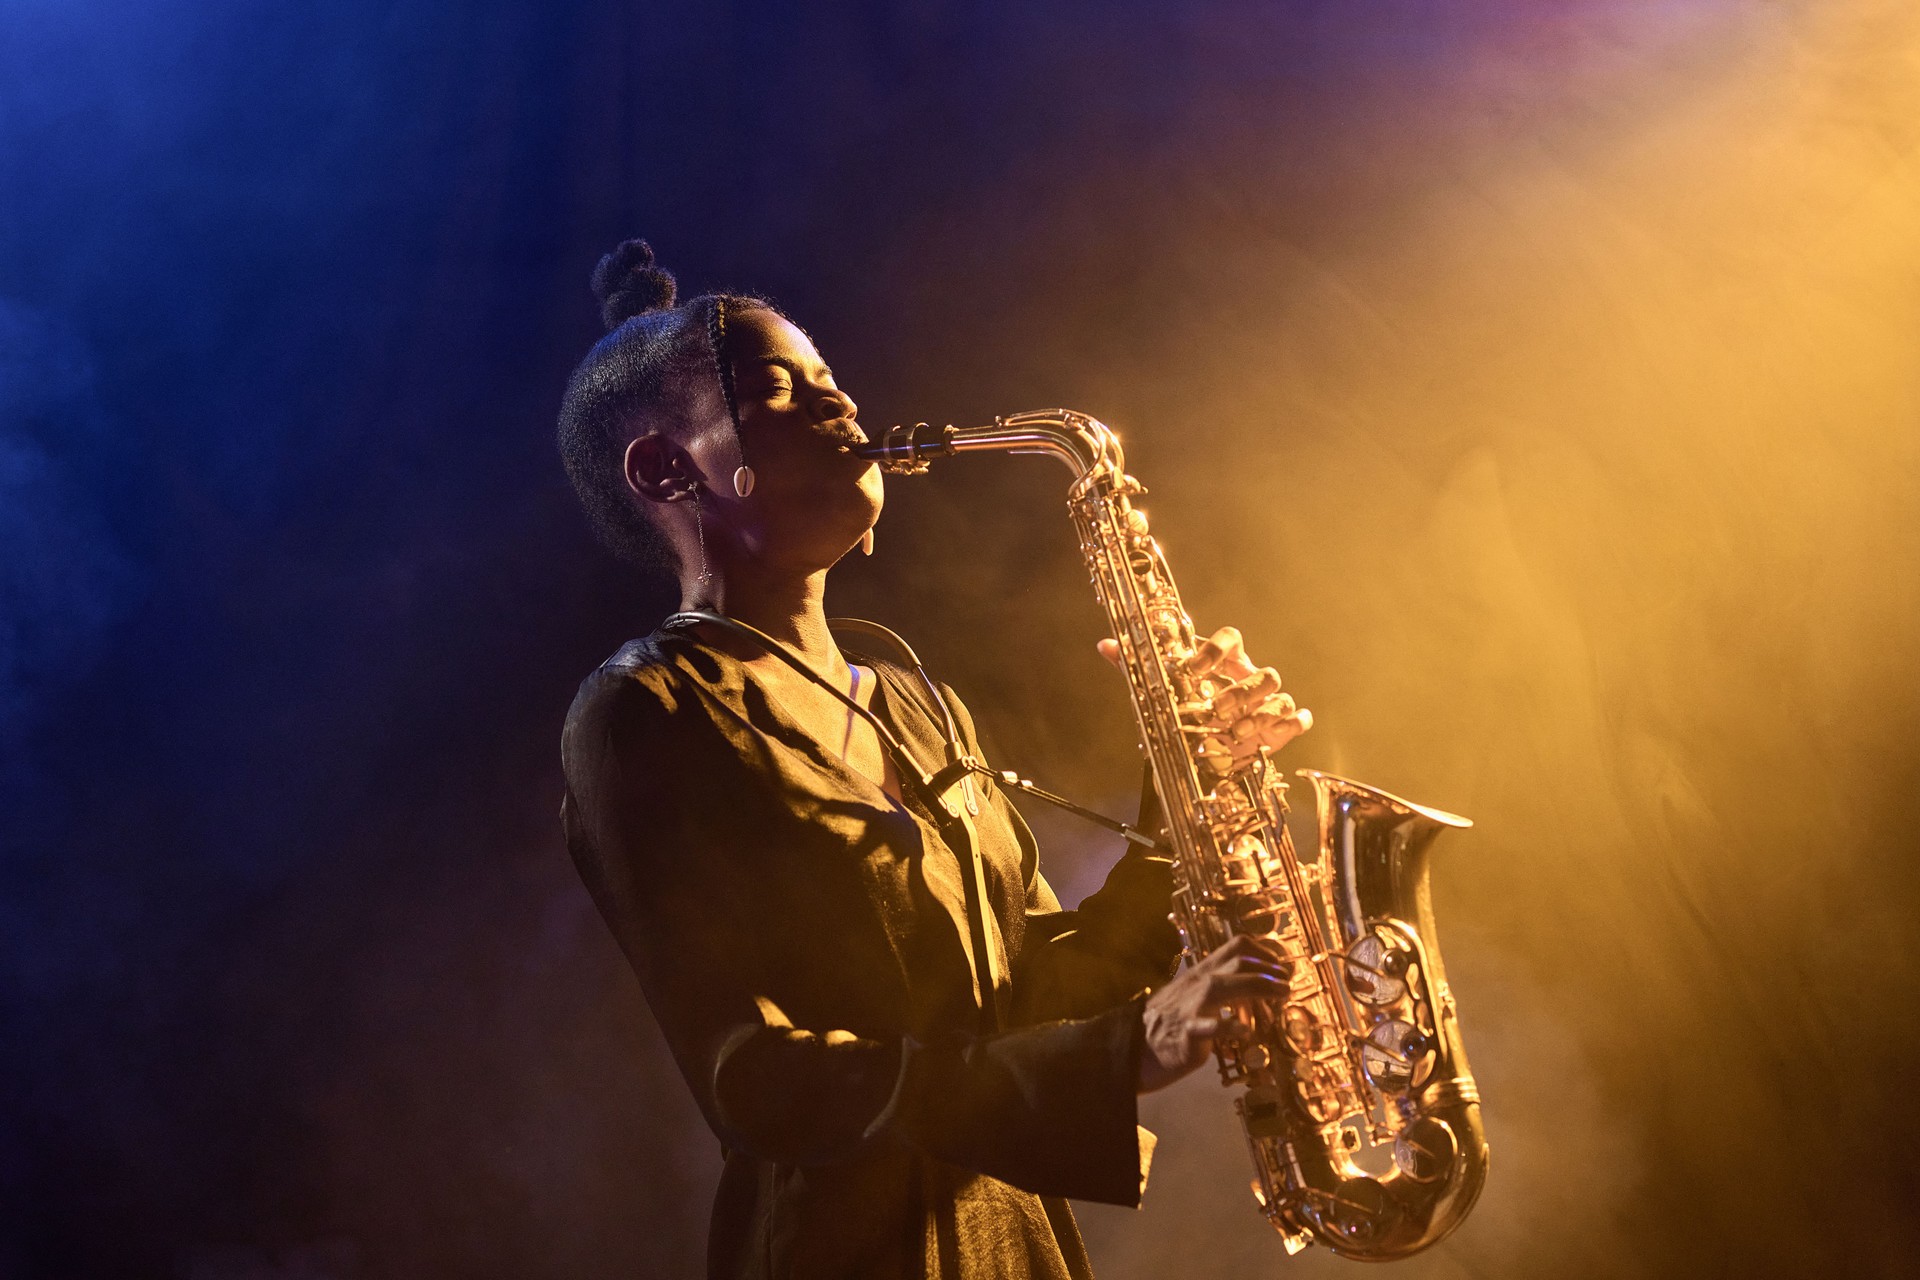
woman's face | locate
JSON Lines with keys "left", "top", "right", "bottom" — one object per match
{"left": 716, "top": 307, "right": 883, "bottom": 571}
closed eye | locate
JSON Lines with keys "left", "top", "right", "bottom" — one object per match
{"left": 749, "top": 355, "right": 832, "bottom": 399}
{"left": 739, "top": 367, "right": 792, "bottom": 400}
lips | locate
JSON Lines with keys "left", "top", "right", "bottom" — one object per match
{"left": 812, "top": 417, "right": 868, "bottom": 451}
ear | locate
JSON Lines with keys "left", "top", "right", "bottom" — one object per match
{"left": 623, "top": 434, "right": 699, "bottom": 504}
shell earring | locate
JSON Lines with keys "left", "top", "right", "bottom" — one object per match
{"left": 859, "top": 528, "right": 875, "bottom": 557}
{"left": 732, "top": 466, "right": 756, "bottom": 498}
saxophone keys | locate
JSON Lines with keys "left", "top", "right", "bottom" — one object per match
{"left": 1281, "top": 1004, "right": 1331, "bottom": 1055}
{"left": 1344, "top": 932, "right": 1411, "bottom": 1006}
{"left": 1357, "top": 1019, "right": 1436, "bottom": 1093}
{"left": 1391, "top": 1117, "right": 1460, "bottom": 1184}
{"left": 1319, "top": 1177, "right": 1395, "bottom": 1246}
{"left": 1196, "top": 739, "right": 1233, "bottom": 767}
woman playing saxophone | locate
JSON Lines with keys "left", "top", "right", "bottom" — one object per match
{"left": 555, "top": 239, "right": 1312, "bottom": 1279}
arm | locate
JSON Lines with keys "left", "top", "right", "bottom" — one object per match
{"left": 987, "top": 623, "right": 1309, "bottom": 1066}
{"left": 1009, "top": 842, "right": 1184, "bottom": 1027}
{"left": 924, "top": 680, "right": 1183, "bottom": 1025}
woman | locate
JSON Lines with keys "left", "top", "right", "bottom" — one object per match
{"left": 557, "top": 240, "right": 1308, "bottom": 1279}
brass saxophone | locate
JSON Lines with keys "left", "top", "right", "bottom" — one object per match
{"left": 857, "top": 410, "right": 1489, "bottom": 1260}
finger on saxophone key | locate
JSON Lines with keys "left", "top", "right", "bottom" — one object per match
{"left": 1184, "top": 626, "right": 1246, "bottom": 680}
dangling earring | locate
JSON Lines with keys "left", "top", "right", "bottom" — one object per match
{"left": 732, "top": 466, "right": 756, "bottom": 498}
{"left": 692, "top": 486, "right": 712, "bottom": 584}
{"left": 859, "top": 528, "right": 875, "bottom": 557}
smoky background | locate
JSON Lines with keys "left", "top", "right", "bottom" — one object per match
{"left": 2, "top": 0, "right": 1915, "bottom": 1276}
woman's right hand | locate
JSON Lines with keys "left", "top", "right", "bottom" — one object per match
{"left": 1138, "top": 935, "right": 1293, "bottom": 1093}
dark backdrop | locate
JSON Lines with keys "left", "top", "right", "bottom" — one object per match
{"left": 4, "top": 1, "right": 1917, "bottom": 1276}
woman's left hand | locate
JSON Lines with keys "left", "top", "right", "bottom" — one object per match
{"left": 1098, "top": 625, "right": 1312, "bottom": 769}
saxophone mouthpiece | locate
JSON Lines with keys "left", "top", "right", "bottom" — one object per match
{"left": 855, "top": 421, "right": 956, "bottom": 474}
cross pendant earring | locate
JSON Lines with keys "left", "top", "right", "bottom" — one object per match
{"left": 692, "top": 486, "right": 713, "bottom": 584}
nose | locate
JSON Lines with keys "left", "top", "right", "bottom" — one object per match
{"left": 814, "top": 388, "right": 857, "bottom": 422}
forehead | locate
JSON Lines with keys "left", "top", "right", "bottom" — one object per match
{"left": 730, "top": 308, "right": 824, "bottom": 368}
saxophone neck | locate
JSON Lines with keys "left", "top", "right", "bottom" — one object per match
{"left": 857, "top": 408, "right": 1125, "bottom": 482}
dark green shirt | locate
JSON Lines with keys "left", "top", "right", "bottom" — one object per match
{"left": 561, "top": 630, "right": 1181, "bottom": 1279}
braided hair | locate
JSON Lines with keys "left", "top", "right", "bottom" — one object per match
{"left": 556, "top": 239, "right": 776, "bottom": 571}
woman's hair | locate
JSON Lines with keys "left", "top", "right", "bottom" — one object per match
{"left": 556, "top": 239, "right": 775, "bottom": 570}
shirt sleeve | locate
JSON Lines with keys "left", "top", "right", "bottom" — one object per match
{"left": 928, "top": 679, "right": 1185, "bottom": 1027}
{"left": 1010, "top": 847, "right": 1185, "bottom": 1026}
{"left": 561, "top": 661, "right": 1151, "bottom": 1206}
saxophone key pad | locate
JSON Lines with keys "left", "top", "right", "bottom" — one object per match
{"left": 1344, "top": 930, "right": 1410, "bottom": 1006}
{"left": 1358, "top": 1019, "right": 1436, "bottom": 1093}
{"left": 1392, "top": 1117, "right": 1460, "bottom": 1184}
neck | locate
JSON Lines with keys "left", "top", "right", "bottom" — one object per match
{"left": 679, "top": 560, "right": 846, "bottom": 680}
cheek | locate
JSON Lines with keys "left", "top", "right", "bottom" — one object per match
{"left": 738, "top": 416, "right": 813, "bottom": 474}
{"left": 682, "top": 418, "right": 745, "bottom": 486}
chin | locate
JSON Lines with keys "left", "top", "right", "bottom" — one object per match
{"left": 824, "top": 483, "right": 882, "bottom": 565}
{"left": 764, "top": 469, "right": 882, "bottom": 573}
{"left": 855, "top": 463, "right": 884, "bottom": 520}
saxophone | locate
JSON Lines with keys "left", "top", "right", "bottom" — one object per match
{"left": 857, "top": 410, "right": 1489, "bottom": 1260}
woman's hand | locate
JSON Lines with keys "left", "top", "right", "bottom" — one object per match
{"left": 1098, "top": 625, "right": 1312, "bottom": 770}
{"left": 1138, "top": 935, "right": 1292, "bottom": 1093}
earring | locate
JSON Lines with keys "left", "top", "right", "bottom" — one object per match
{"left": 859, "top": 528, "right": 875, "bottom": 557}
{"left": 732, "top": 466, "right": 756, "bottom": 498}
{"left": 692, "top": 487, "right": 712, "bottom": 584}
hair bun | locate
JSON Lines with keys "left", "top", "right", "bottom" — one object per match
{"left": 590, "top": 238, "right": 678, "bottom": 330}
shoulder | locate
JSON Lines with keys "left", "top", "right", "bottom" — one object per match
{"left": 563, "top": 632, "right": 731, "bottom": 775}
{"left": 566, "top": 635, "right": 673, "bottom": 736}
{"left": 570, "top": 634, "right": 683, "bottom": 714}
